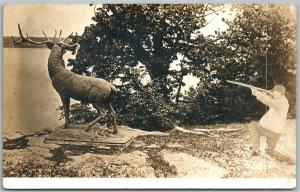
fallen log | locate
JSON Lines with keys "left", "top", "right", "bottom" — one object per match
{"left": 174, "top": 126, "right": 206, "bottom": 135}
{"left": 193, "top": 128, "right": 239, "bottom": 132}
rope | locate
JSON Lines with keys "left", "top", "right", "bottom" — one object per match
{"left": 265, "top": 25, "right": 268, "bottom": 91}
{"left": 264, "top": 11, "right": 269, "bottom": 172}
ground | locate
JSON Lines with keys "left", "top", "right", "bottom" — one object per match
{"left": 3, "top": 120, "right": 296, "bottom": 178}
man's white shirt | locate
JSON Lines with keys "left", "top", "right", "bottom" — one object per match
{"left": 254, "top": 91, "right": 289, "bottom": 134}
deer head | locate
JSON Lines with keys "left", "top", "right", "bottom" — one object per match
{"left": 11, "top": 24, "right": 78, "bottom": 51}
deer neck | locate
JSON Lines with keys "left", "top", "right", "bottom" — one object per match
{"left": 48, "top": 45, "right": 67, "bottom": 80}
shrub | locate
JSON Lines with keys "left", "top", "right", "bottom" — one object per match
{"left": 57, "top": 103, "right": 97, "bottom": 125}
{"left": 117, "top": 83, "right": 175, "bottom": 131}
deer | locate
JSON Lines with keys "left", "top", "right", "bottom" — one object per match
{"left": 12, "top": 24, "right": 119, "bottom": 134}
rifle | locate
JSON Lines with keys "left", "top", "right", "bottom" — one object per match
{"left": 226, "top": 80, "right": 273, "bottom": 96}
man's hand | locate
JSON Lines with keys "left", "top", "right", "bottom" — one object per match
{"left": 251, "top": 88, "right": 259, "bottom": 96}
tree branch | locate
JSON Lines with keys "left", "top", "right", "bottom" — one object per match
{"left": 175, "top": 56, "right": 186, "bottom": 104}
{"left": 203, "top": 6, "right": 225, "bottom": 17}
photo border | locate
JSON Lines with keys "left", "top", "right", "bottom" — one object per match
{"left": 1, "top": 0, "right": 298, "bottom": 190}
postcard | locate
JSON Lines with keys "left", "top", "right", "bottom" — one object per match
{"left": 2, "top": 3, "right": 296, "bottom": 189}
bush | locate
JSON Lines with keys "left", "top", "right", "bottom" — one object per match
{"left": 117, "top": 83, "right": 175, "bottom": 131}
{"left": 58, "top": 103, "right": 97, "bottom": 125}
{"left": 177, "top": 84, "right": 266, "bottom": 126}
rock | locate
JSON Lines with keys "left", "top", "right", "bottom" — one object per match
{"left": 3, "top": 132, "right": 24, "bottom": 141}
{"left": 161, "top": 150, "right": 225, "bottom": 178}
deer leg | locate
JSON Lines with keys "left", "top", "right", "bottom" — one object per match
{"left": 60, "top": 95, "right": 70, "bottom": 129}
{"left": 85, "top": 104, "right": 106, "bottom": 132}
{"left": 108, "top": 102, "right": 118, "bottom": 134}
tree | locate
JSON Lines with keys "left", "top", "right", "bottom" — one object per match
{"left": 69, "top": 4, "right": 218, "bottom": 100}
{"left": 67, "top": 4, "right": 224, "bottom": 130}
{"left": 187, "top": 4, "right": 296, "bottom": 123}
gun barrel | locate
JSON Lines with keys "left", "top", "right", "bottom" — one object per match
{"left": 226, "top": 80, "right": 268, "bottom": 92}
{"left": 226, "top": 80, "right": 252, "bottom": 88}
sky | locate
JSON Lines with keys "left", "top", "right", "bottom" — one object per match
{"left": 4, "top": 4, "right": 230, "bottom": 37}
{"left": 4, "top": 4, "right": 95, "bottom": 36}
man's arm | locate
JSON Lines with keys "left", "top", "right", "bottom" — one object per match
{"left": 251, "top": 89, "right": 278, "bottom": 108}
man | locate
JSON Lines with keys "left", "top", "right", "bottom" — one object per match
{"left": 250, "top": 85, "right": 289, "bottom": 156}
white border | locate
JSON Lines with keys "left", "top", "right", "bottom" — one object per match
{"left": 2, "top": 178, "right": 296, "bottom": 189}
{"left": 1, "top": 1, "right": 298, "bottom": 190}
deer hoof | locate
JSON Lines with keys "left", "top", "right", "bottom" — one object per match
{"left": 64, "top": 124, "right": 69, "bottom": 129}
{"left": 112, "top": 129, "right": 118, "bottom": 134}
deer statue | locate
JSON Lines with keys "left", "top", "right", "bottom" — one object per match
{"left": 12, "top": 24, "right": 119, "bottom": 134}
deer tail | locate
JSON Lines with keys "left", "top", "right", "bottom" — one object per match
{"left": 110, "top": 85, "right": 119, "bottom": 95}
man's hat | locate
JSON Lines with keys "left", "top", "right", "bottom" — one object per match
{"left": 273, "top": 85, "right": 286, "bottom": 95}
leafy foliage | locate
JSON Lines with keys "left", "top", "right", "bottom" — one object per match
{"left": 58, "top": 103, "right": 97, "bottom": 124}
{"left": 119, "top": 82, "right": 175, "bottom": 131}
{"left": 65, "top": 4, "right": 295, "bottom": 130}
{"left": 182, "top": 4, "right": 296, "bottom": 124}
{"left": 69, "top": 4, "right": 213, "bottom": 99}
{"left": 67, "top": 4, "right": 218, "bottom": 130}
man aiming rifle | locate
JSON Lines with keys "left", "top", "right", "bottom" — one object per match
{"left": 227, "top": 80, "right": 289, "bottom": 157}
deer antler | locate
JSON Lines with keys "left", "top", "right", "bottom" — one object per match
{"left": 58, "top": 29, "right": 62, "bottom": 41}
{"left": 42, "top": 30, "right": 49, "bottom": 41}
{"left": 59, "top": 32, "right": 79, "bottom": 48}
{"left": 62, "top": 32, "right": 73, "bottom": 42}
{"left": 53, "top": 30, "right": 57, "bottom": 41}
{"left": 11, "top": 24, "right": 52, "bottom": 45}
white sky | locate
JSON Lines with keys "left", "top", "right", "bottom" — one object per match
{"left": 4, "top": 4, "right": 230, "bottom": 37}
{"left": 4, "top": 4, "right": 95, "bottom": 36}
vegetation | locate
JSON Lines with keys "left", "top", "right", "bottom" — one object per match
{"left": 183, "top": 5, "right": 296, "bottom": 124}
{"left": 20, "top": 4, "right": 296, "bottom": 131}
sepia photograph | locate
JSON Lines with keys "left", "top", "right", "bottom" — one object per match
{"left": 2, "top": 3, "right": 296, "bottom": 189}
